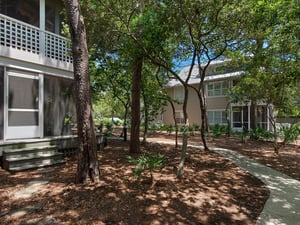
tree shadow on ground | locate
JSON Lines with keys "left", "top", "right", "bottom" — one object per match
{"left": 0, "top": 139, "right": 269, "bottom": 225}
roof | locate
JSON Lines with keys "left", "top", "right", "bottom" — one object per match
{"left": 168, "top": 60, "right": 243, "bottom": 87}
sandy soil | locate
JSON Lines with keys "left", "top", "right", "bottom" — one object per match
{"left": 0, "top": 132, "right": 299, "bottom": 225}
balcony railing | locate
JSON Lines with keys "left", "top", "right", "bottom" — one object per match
{"left": 0, "top": 14, "right": 73, "bottom": 66}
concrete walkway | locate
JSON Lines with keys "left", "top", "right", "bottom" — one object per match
{"left": 150, "top": 140, "right": 300, "bottom": 225}
{"left": 210, "top": 147, "right": 300, "bottom": 225}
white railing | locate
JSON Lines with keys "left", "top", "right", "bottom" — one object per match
{"left": 0, "top": 15, "right": 40, "bottom": 54}
{"left": 45, "top": 31, "right": 72, "bottom": 63}
{"left": 0, "top": 14, "right": 73, "bottom": 64}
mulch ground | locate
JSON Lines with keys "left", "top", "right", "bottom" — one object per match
{"left": 0, "top": 132, "right": 299, "bottom": 225}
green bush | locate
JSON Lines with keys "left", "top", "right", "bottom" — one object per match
{"left": 234, "top": 130, "right": 249, "bottom": 143}
{"left": 127, "top": 153, "right": 164, "bottom": 181}
{"left": 280, "top": 123, "right": 300, "bottom": 144}
{"left": 192, "top": 124, "right": 200, "bottom": 132}
{"left": 179, "top": 126, "right": 185, "bottom": 133}
{"left": 148, "top": 123, "right": 158, "bottom": 131}
{"left": 249, "top": 127, "right": 273, "bottom": 140}
{"left": 210, "top": 124, "right": 227, "bottom": 138}
{"left": 166, "top": 125, "right": 175, "bottom": 135}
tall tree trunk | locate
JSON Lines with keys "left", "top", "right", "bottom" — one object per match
{"left": 225, "top": 103, "right": 232, "bottom": 137}
{"left": 177, "top": 124, "right": 188, "bottom": 177}
{"left": 142, "top": 90, "right": 149, "bottom": 144}
{"left": 198, "top": 91, "right": 209, "bottom": 150}
{"left": 177, "top": 87, "right": 189, "bottom": 178}
{"left": 250, "top": 101, "right": 258, "bottom": 139}
{"left": 122, "top": 103, "right": 129, "bottom": 142}
{"left": 63, "top": 0, "right": 100, "bottom": 183}
{"left": 268, "top": 105, "right": 279, "bottom": 154}
{"left": 130, "top": 58, "right": 143, "bottom": 153}
{"left": 169, "top": 100, "right": 179, "bottom": 148}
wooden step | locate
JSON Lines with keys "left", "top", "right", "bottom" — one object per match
{"left": 2, "top": 145, "right": 65, "bottom": 172}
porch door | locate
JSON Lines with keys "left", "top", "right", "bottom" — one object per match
{"left": 232, "top": 107, "right": 243, "bottom": 131}
{"left": 5, "top": 71, "right": 43, "bottom": 139}
{"left": 232, "top": 106, "right": 249, "bottom": 131}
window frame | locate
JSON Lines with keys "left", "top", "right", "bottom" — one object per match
{"left": 207, "top": 110, "right": 227, "bottom": 126}
{"left": 173, "top": 86, "right": 184, "bottom": 102}
{"left": 207, "top": 80, "right": 229, "bottom": 97}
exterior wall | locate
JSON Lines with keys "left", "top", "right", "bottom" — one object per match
{"left": 206, "top": 96, "right": 228, "bottom": 109}
{"left": 163, "top": 90, "right": 175, "bottom": 125}
{"left": 0, "top": 64, "right": 75, "bottom": 141}
{"left": 163, "top": 86, "right": 202, "bottom": 126}
{"left": 0, "top": 1, "right": 75, "bottom": 141}
{"left": 44, "top": 75, "right": 76, "bottom": 136}
{"left": 186, "top": 85, "right": 201, "bottom": 126}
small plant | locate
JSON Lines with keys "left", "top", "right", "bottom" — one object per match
{"left": 64, "top": 113, "right": 73, "bottom": 125}
{"left": 179, "top": 126, "right": 185, "bottom": 133}
{"left": 240, "top": 130, "right": 249, "bottom": 143}
{"left": 211, "top": 124, "right": 227, "bottom": 138}
{"left": 166, "top": 125, "right": 175, "bottom": 135}
{"left": 188, "top": 126, "right": 195, "bottom": 136}
{"left": 192, "top": 124, "right": 200, "bottom": 132}
{"left": 127, "top": 153, "right": 165, "bottom": 182}
{"left": 250, "top": 127, "right": 273, "bottom": 140}
{"left": 280, "top": 123, "right": 300, "bottom": 144}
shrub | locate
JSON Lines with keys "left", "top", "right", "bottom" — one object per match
{"left": 249, "top": 127, "right": 273, "bottom": 140}
{"left": 280, "top": 123, "right": 300, "bottom": 144}
{"left": 192, "top": 124, "right": 200, "bottom": 131}
{"left": 210, "top": 124, "right": 227, "bottom": 138}
{"left": 148, "top": 123, "right": 161, "bottom": 131}
{"left": 235, "top": 130, "right": 249, "bottom": 143}
{"left": 127, "top": 153, "right": 165, "bottom": 182}
{"left": 188, "top": 126, "right": 195, "bottom": 136}
{"left": 166, "top": 125, "right": 175, "bottom": 135}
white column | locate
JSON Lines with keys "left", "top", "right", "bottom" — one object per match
{"left": 39, "top": 74, "right": 44, "bottom": 138}
{"left": 248, "top": 104, "right": 250, "bottom": 130}
{"left": 39, "top": 0, "right": 46, "bottom": 60}
{"left": 3, "top": 66, "right": 7, "bottom": 141}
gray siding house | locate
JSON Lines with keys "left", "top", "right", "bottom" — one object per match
{"left": 0, "top": 0, "right": 77, "bottom": 171}
{"left": 163, "top": 60, "right": 271, "bottom": 131}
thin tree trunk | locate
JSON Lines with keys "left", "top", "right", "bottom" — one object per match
{"left": 63, "top": 0, "right": 100, "bottom": 183}
{"left": 122, "top": 103, "right": 129, "bottom": 142}
{"left": 198, "top": 91, "right": 209, "bottom": 150}
{"left": 250, "top": 101, "right": 257, "bottom": 130}
{"left": 177, "top": 124, "right": 188, "bottom": 177}
{"left": 225, "top": 103, "right": 232, "bottom": 137}
{"left": 130, "top": 58, "right": 143, "bottom": 153}
{"left": 169, "top": 99, "right": 179, "bottom": 148}
{"left": 177, "top": 87, "right": 189, "bottom": 178}
{"left": 268, "top": 106, "right": 279, "bottom": 154}
{"left": 142, "top": 99, "right": 149, "bottom": 144}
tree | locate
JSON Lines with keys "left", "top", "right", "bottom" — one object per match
{"left": 84, "top": 0, "right": 147, "bottom": 153}
{"left": 91, "top": 54, "right": 132, "bottom": 141}
{"left": 141, "top": 65, "right": 168, "bottom": 144}
{"left": 63, "top": 0, "right": 100, "bottom": 183}
{"left": 227, "top": 0, "right": 300, "bottom": 153}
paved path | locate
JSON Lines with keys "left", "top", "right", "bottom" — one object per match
{"left": 150, "top": 140, "right": 300, "bottom": 225}
{"left": 210, "top": 146, "right": 300, "bottom": 225}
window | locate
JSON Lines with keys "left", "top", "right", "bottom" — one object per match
{"left": 232, "top": 106, "right": 249, "bottom": 130}
{"left": 175, "top": 110, "right": 184, "bottom": 124}
{"left": 174, "top": 87, "right": 184, "bottom": 101}
{"left": 207, "top": 111, "right": 227, "bottom": 125}
{"left": 207, "top": 81, "right": 229, "bottom": 97}
{"left": 256, "top": 106, "right": 268, "bottom": 129}
{"left": 0, "top": 0, "right": 40, "bottom": 27}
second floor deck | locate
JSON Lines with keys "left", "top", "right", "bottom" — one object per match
{"left": 0, "top": 14, "right": 73, "bottom": 72}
